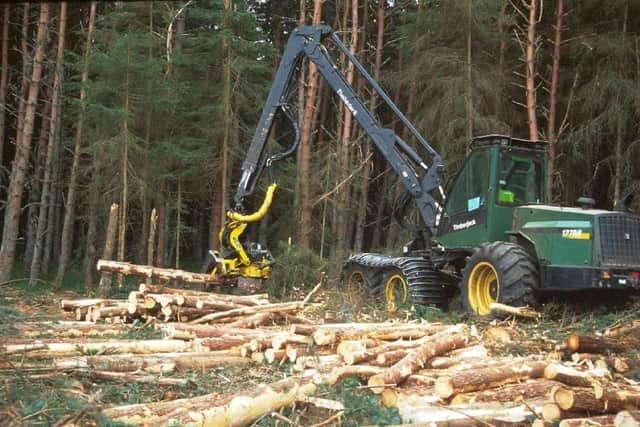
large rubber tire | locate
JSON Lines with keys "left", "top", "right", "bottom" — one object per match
{"left": 342, "top": 263, "right": 384, "bottom": 302}
{"left": 461, "top": 241, "right": 539, "bottom": 317}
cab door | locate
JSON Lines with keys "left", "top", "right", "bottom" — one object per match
{"left": 437, "top": 149, "right": 491, "bottom": 247}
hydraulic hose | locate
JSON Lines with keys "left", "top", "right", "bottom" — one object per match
{"left": 227, "top": 183, "right": 278, "bottom": 223}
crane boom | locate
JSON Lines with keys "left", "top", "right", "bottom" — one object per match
{"left": 234, "top": 25, "right": 444, "bottom": 234}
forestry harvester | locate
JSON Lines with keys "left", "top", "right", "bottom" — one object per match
{"left": 204, "top": 25, "right": 640, "bottom": 317}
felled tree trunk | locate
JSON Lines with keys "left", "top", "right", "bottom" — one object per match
{"left": 368, "top": 331, "right": 471, "bottom": 393}
{"left": 435, "top": 360, "right": 548, "bottom": 399}
{"left": 565, "top": 333, "right": 629, "bottom": 353}
{"left": 615, "top": 410, "right": 640, "bottom": 427}
{"left": 557, "top": 415, "right": 616, "bottom": 427}
{"left": 190, "top": 301, "right": 303, "bottom": 324}
{"left": 450, "top": 379, "right": 559, "bottom": 405}
{"left": 97, "top": 260, "right": 227, "bottom": 285}
{"left": 399, "top": 402, "right": 544, "bottom": 426}
{"left": 553, "top": 386, "right": 640, "bottom": 413}
{"left": 544, "top": 363, "right": 607, "bottom": 397}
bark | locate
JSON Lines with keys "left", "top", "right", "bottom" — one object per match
{"left": 146, "top": 208, "right": 158, "bottom": 281}
{"left": 554, "top": 386, "right": 640, "bottom": 413}
{"left": 368, "top": 332, "right": 471, "bottom": 394}
{"left": 526, "top": 0, "right": 539, "bottom": 140}
{"left": 98, "top": 260, "right": 228, "bottom": 285}
{"left": 540, "top": 402, "right": 582, "bottom": 422}
{"left": 83, "top": 171, "right": 99, "bottom": 291}
{"left": 335, "top": 0, "right": 358, "bottom": 253}
{"left": 55, "top": 1, "right": 97, "bottom": 289}
{"left": 297, "top": 0, "right": 323, "bottom": 247}
{"left": 225, "top": 312, "right": 277, "bottom": 329}
{"left": 23, "top": 88, "right": 53, "bottom": 266}
{"left": 604, "top": 320, "right": 640, "bottom": 338}
{"left": 614, "top": 1, "right": 629, "bottom": 203}
{"left": 97, "top": 204, "right": 119, "bottom": 296}
{"left": 450, "top": 379, "right": 559, "bottom": 406}
{"left": 544, "top": 363, "right": 607, "bottom": 397}
{"left": 434, "top": 360, "right": 548, "bottom": 399}
{"left": 0, "top": 3, "right": 9, "bottom": 171}
{"left": 565, "top": 333, "right": 630, "bottom": 353}
{"left": 30, "top": 2, "right": 67, "bottom": 285}
{"left": 139, "top": 283, "right": 268, "bottom": 305}
{"left": 13, "top": 4, "right": 31, "bottom": 172}
{"left": 490, "top": 302, "right": 541, "bottom": 318}
{"left": 118, "top": 53, "right": 130, "bottom": 288}
{"left": 313, "top": 322, "right": 445, "bottom": 346}
{"left": 495, "top": 4, "right": 507, "bottom": 121}
{"left": 0, "top": 4, "right": 50, "bottom": 283}
{"left": 546, "top": 0, "right": 563, "bottom": 200}
{"left": 157, "top": 181, "right": 168, "bottom": 264}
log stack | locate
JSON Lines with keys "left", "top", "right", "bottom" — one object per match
{"left": 8, "top": 274, "right": 639, "bottom": 426}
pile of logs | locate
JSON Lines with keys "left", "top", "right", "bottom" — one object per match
{"left": 7, "top": 298, "right": 640, "bottom": 426}
{"left": 59, "top": 283, "right": 304, "bottom": 324}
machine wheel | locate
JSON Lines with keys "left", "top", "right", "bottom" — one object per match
{"left": 342, "top": 264, "right": 383, "bottom": 302}
{"left": 461, "top": 241, "right": 538, "bottom": 317}
{"left": 382, "top": 268, "right": 408, "bottom": 313}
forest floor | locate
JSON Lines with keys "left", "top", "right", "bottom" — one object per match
{"left": 0, "top": 277, "right": 639, "bottom": 426}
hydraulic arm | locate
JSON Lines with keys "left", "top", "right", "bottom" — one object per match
{"left": 213, "top": 25, "right": 446, "bottom": 284}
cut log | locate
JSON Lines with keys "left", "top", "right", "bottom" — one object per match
{"left": 558, "top": 415, "right": 616, "bottom": 427}
{"left": 225, "top": 312, "right": 277, "bottom": 328}
{"left": 572, "top": 353, "right": 631, "bottom": 373}
{"left": 368, "top": 329, "right": 471, "bottom": 394}
{"left": 615, "top": 410, "right": 640, "bottom": 427}
{"left": 483, "top": 326, "right": 520, "bottom": 343}
{"left": 381, "top": 386, "right": 440, "bottom": 408}
{"left": 565, "top": 333, "right": 628, "bottom": 354}
{"left": 264, "top": 348, "right": 287, "bottom": 363}
{"left": 489, "top": 302, "right": 542, "bottom": 318}
{"left": 398, "top": 401, "right": 544, "bottom": 426}
{"left": 544, "top": 363, "right": 607, "bottom": 398}
{"left": 294, "top": 355, "right": 342, "bottom": 372}
{"left": 17, "top": 322, "right": 133, "bottom": 337}
{"left": 4, "top": 339, "right": 194, "bottom": 358}
{"left": 317, "top": 365, "right": 384, "bottom": 386}
{"left": 554, "top": 386, "right": 640, "bottom": 413}
{"left": 312, "top": 322, "right": 444, "bottom": 346}
{"left": 60, "top": 299, "right": 122, "bottom": 311}
{"left": 450, "top": 379, "right": 559, "bottom": 405}
{"left": 435, "top": 360, "right": 548, "bottom": 399}
{"left": 76, "top": 369, "right": 190, "bottom": 386}
{"left": 376, "top": 349, "right": 409, "bottom": 366}
{"left": 271, "top": 333, "right": 314, "bottom": 350}
{"left": 97, "top": 260, "right": 228, "bottom": 285}
{"left": 102, "top": 374, "right": 317, "bottom": 426}
{"left": 190, "top": 302, "right": 303, "bottom": 324}
{"left": 604, "top": 320, "right": 640, "bottom": 338}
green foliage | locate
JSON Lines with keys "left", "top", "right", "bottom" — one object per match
{"left": 327, "top": 378, "right": 401, "bottom": 426}
{"left": 268, "top": 241, "right": 327, "bottom": 299}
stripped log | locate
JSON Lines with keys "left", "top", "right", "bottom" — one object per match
{"left": 435, "top": 360, "right": 548, "bottom": 399}
{"left": 76, "top": 369, "right": 190, "bottom": 386}
{"left": 540, "top": 402, "right": 582, "bottom": 422}
{"left": 398, "top": 401, "right": 544, "bottom": 426}
{"left": 604, "top": 320, "right": 640, "bottom": 338}
{"left": 489, "top": 302, "right": 541, "bottom": 318}
{"left": 368, "top": 328, "right": 471, "bottom": 394}
{"left": 376, "top": 349, "right": 409, "bottom": 366}
{"left": 16, "top": 322, "right": 133, "bottom": 337}
{"left": 3, "top": 339, "right": 194, "bottom": 358}
{"left": 102, "top": 374, "right": 317, "bottom": 426}
{"left": 190, "top": 301, "right": 303, "bottom": 324}
{"left": 558, "top": 415, "right": 616, "bottom": 427}
{"left": 318, "top": 365, "right": 384, "bottom": 386}
{"left": 615, "top": 410, "right": 640, "bottom": 427}
{"left": 271, "top": 333, "right": 313, "bottom": 350}
{"left": 381, "top": 386, "right": 440, "bottom": 408}
{"left": 313, "top": 322, "right": 444, "bottom": 346}
{"left": 97, "top": 260, "right": 228, "bottom": 285}
{"left": 571, "top": 353, "right": 631, "bottom": 373}
{"left": 139, "top": 283, "right": 268, "bottom": 305}
{"left": 60, "top": 299, "right": 122, "bottom": 311}
{"left": 226, "top": 312, "right": 278, "bottom": 328}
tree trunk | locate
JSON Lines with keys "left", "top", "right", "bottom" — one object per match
{"left": 0, "top": 3, "right": 9, "bottom": 172}
{"left": 296, "top": 0, "right": 323, "bottom": 248}
{"left": 526, "top": 0, "right": 539, "bottom": 140}
{"left": 30, "top": 3, "right": 67, "bottom": 285}
{"left": 23, "top": 88, "right": 53, "bottom": 266}
{"left": 546, "top": 0, "right": 563, "bottom": 201}
{"left": 55, "top": 1, "right": 97, "bottom": 289}
{"left": 434, "top": 360, "right": 548, "bottom": 399}
{"left": 614, "top": 1, "right": 628, "bottom": 204}
{"left": 97, "top": 203, "right": 119, "bottom": 297}
{"left": 12, "top": 3, "right": 31, "bottom": 180}
{"left": 0, "top": 4, "right": 50, "bottom": 283}
{"left": 97, "top": 260, "right": 228, "bottom": 286}
{"left": 156, "top": 181, "right": 167, "bottom": 266}
{"left": 118, "top": 55, "right": 130, "bottom": 287}
{"left": 466, "top": 0, "right": 473, "bottom": 150}
{"left": 495, "top": 4, "right": 507, "bottom": 122}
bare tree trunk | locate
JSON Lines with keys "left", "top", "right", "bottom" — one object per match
{"left": 98, "top": 204, "right": 119, "bottom": 297}
{"left": 546, "top": 0, "right": 563, "bottom": 201}
{"left": 23, "top": 90, "right": 52, "bottom": 266}
{"left": 55, "top": 2, "right": 96, "bottom": 288}
{"left": 117, "top": 51, "right": 131, "bottom": 287}
{"left": 526, "top": 0, "right": 539, "bottom": 140}
{"left": 43, "top": 115, "right": 63, "bottom": 273}
{"left": 30, "top": 2, "right": 67, "bottom": 285}
{"left": 175, "top": 180, "right": 181, "bottom": 269}
{"left": 495, "top": 4, "right": 507, "bottom": 122}
{"left": 12, "top": 3, "right": 31, "bottom": 180}
{"left": 156, "top": 181, "right": 167, "bottom": 267}
{"left": 297, "top": 0, "right": 323, "bottom": 248}
{"left": 336, "top": 0, "right": 358, "bottom": 254}
{"left": 0, "top": 3, "right": 9, "bottom": 174}
{"left": 614, "top": 1, "right": 628, "bottom": 204}
{"left": 0, "top": 4, "right": 50, "bottom": 283}
{"left": 466, "top": 0, "right": 473, "bottom": 150}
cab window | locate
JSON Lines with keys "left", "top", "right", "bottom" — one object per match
{"left": 445, "top": 150, "right": 490, "bottom": 215}
{"left": 497, "top": 152, "right": 543, "bottom": 205}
